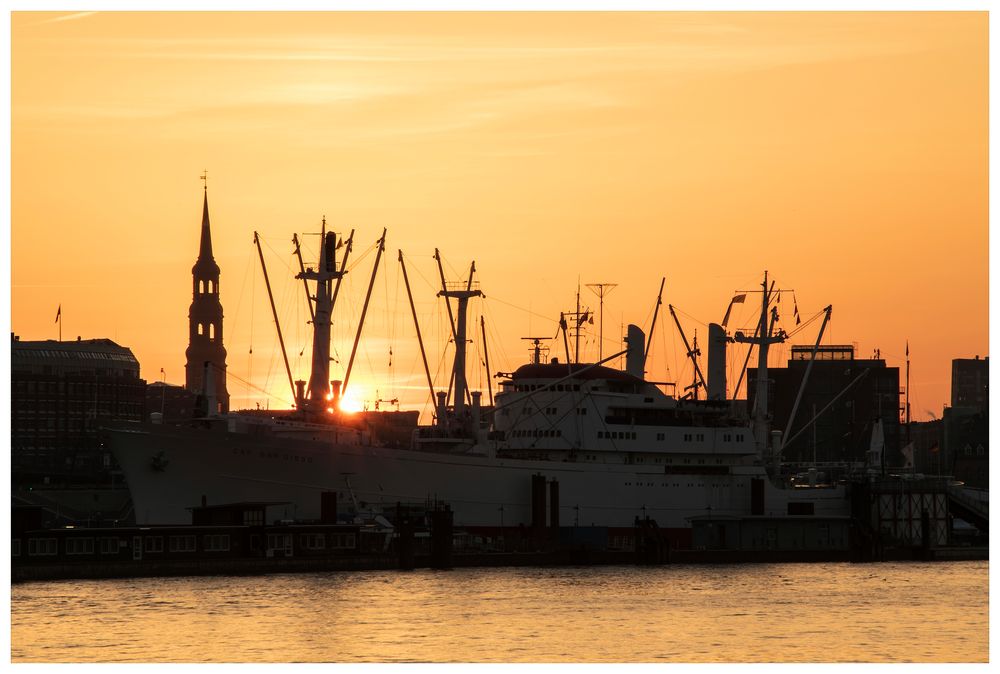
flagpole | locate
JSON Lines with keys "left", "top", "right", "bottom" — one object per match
{"left": 906, "top": 340, "right": 912, "bottom": 474}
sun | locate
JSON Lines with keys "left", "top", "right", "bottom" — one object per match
{"left": 336, "top": 392, "right": 365, "bottom": 414}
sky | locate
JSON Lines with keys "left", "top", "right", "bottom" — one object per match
{"left": 9, "top": 11, "right": 989, "bottom": 422}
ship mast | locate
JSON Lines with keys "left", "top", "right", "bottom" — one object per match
{"left": 297, "top": 218, "right": 345, "bottom": 409}
{"left": 733, "top": 271, "right": 789, "bottom": 460}
{"left": 438, "top": 262, "right": 482, "bottom": 418}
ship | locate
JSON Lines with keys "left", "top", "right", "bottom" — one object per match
{"left": 104, "top": 224, "right": 850, "bottom": 546}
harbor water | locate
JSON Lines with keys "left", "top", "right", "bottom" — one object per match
{"left": 11, "top": 561, "right": 988, "bottom": 662}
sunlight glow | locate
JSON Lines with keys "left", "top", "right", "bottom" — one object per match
{"left": 337, "top": 392, "right": 365, "bottom": 414}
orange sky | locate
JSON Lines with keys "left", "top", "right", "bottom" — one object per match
{"left": 9, "top": 11, "right": 988, "bottom": 422}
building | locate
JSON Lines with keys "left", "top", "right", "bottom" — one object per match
{"left": 11, "top": 334, "right": 146, "bottom": 485}
{"left": 951, "top": 356, "right": 988, "bottom": 410}
{"left": 144, "top": 381, "right": 200, "bottom": 425}
{"left": 903, "top": 418, "right": 943, "bottom": 475}
{"left": 748, "top": 344, "right": 901, "bottom": 468}
{"left": 184, "top": 184, "right": 229, "bottom": 413}
{"left": 944, "top": 356, "right": 988, "bottom": 487}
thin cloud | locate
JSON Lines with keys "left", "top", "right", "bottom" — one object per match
{"left": 32, "top": 12, "right": 98, "bottom": 25}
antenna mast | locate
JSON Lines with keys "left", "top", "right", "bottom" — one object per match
{"left": 586, "top": 282, "right": 617, "bottom": 361}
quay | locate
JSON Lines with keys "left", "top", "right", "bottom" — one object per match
{"left": 12, "top": 483, "right": 987, "bottom": 583}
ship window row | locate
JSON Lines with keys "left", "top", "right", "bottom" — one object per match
{"left": 683, "top": 433, "right": 706, "bottom": 442}
{"left": 512, "top": 429, "right": 563, "bottom": 438}
{"left": 513, "top": 384, "right": 581, "bottom": 392}
{"left": 721, "top": 433, "right": 746, "bottom": 442}
{"left": 598, "top": 431, "right": 637, "bottom": 440}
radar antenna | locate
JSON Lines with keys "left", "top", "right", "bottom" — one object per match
{"left": 520, "top": 336, "right": 550, "bottom": 365}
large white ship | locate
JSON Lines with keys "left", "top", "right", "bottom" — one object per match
{"left": 104, "top": 225, "right": 850, "bottom": 544}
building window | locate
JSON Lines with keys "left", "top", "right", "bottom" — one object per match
{"left": 144, "top": 536, "right": 164, "bottom": 553}
{"left": 267, "top": 533, "right": 293, "bottom": 556}
{"left": 169, "top": 535, "right": 197, "bottom": 553}
{"left": 243, "top": 510, "right": 264, "bottom": 527}
{"left": 98, "top": 537, "right": 120, "bottom": 555}
{"left": 66, "top": 538, "right": 95, "bottom": 555}
{"left": 28, "top": 538, "right": 58, "bottom": 556}
{"left": 300, "top": 533, "right": 326, "bottom": 550}
{"left": 330, "top": 533, "right": 356, "bottom": 549}
{"left": 203, "top": 534, "right": 230, "bottom": 552}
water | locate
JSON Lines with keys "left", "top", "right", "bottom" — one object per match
{"left": 11, "top": 561, "right": 988, "bottom": 662}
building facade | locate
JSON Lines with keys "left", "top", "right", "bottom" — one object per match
{"left": 951, "top": 356, "right": 988, "bottom": 409}
{"left": 11, "top": 334, "right": 146, "bottom": 485}
{"left": 945, "top": 356, "right": 988, "bottom": 488}
{"left": 748, "top": 344, "right": 901, "bottom": 468}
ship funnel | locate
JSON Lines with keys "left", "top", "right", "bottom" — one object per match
{"left": 625, "top": 324, "right": 644, "bottom": 378}
{"left": 707, "top": 323, "right": 727, "bottom": 401}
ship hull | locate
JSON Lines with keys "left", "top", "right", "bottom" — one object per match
{"left": 106, "top": 421, "right": 850, "bottom": 531}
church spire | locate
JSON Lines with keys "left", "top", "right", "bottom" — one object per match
{"left": 199, "top": 186, "right": 213, "bottom": 261}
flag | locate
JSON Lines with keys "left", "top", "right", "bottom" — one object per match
{"left": 577, "top": 311, "right": 590, "bottom": 326}
{"left": 722, "top": 302, "right": 733, "bottom": 328}
{"left": 793, "top": 296, "right": 801, "bottom": 325}
{"left": 901, "top": 442, "right": 915, "bottom": 470}
{"left": 722, "top": 295, "right": 746, "bottom": 327}
{"left": 54, "top": 305, "right": 61, "bottom": 323}
{"left": 906, "top": 341, "right": 909, "bottom": 357}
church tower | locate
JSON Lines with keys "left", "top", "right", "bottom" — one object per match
{"left": 184, "top": 179, "right": 229, "bottom": 413}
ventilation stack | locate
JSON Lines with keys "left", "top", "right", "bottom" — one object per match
{"left": 625, "top": 324, "right": 645, "bottom": 378}
{"left": 707, "top": 323, "right": 727, "bottom": 401}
